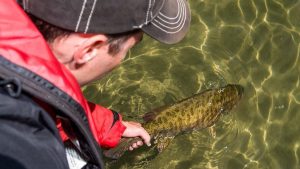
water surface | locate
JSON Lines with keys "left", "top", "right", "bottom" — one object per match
{"left": 84, "top": 0, "right": 300, "bottom": 168}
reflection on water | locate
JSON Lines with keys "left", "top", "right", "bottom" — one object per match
{"left": 83, "top": 0, "right": 300, "bottom": 168}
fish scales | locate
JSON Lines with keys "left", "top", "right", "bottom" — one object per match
{"left": 104, "top": 84, "right": 243, "bottom": 159}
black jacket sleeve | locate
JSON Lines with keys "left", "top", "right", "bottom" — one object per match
{"left": 0, "top": 86, "right": 69, "bottom": 169}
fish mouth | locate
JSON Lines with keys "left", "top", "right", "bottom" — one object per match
{"left": 227, "top": 84, "right": 244, "bottom": 98}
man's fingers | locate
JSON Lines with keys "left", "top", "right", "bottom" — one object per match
{"left": 132, "top": 143, "right": 138, "bottom": 148}
{"left": 136, "top": 141, "right": 143, "bottom": 146}
{"left": 122, "top": 121, "right": 152, "bottom": 146}
{"left": 139, "top": 129, "right": 151, "bottom": 146}
{"left": 129, "top": 141, "right": 144, "bottom": 151}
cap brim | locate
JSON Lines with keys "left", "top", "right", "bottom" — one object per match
{"left": 142, "top": 0, "right": 191, "bottom": 44}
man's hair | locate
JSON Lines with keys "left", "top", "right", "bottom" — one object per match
{"left": 28, "top": 13, "right": 139, "bottom": 55}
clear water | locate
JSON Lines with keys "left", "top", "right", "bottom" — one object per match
{"left": 83, "top": 0, "right": 300, "bottom": 168}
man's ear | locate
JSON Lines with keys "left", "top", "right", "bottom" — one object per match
{"left": 74, "top": 34, "right": 109, "bottom": 65}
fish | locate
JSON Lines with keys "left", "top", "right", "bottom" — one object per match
{"left": 103, "top": 84, "right": 244, "bottom": 159}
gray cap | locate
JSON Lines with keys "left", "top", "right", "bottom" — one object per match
{"left": 20, "top": 0, "right": 191, "bottom": 44}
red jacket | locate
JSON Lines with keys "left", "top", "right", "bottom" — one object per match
{"left": 0, "top": 0, "right": 126, "bottom": 148}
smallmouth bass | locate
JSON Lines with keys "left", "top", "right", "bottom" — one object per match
{"left": 104, "top": 84, "right": 243, "bottom": 159}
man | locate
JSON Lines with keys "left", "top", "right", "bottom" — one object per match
{"left": 0, "top": 0, "right": 190, "bottom": 168}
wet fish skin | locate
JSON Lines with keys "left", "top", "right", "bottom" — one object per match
{"left": 104, "top": 84, "right": 243, "bottom": 159}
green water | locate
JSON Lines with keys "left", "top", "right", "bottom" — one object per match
{"left": 83, "top": 0, "right": 300, "bottom": 168}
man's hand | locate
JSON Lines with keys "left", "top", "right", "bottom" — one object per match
{"left": 121, "top": 121, "right": 151, "bottom": 151}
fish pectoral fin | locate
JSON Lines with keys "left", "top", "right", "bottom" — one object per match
{"left": 208, "top": 125, "right": 217, "bottom": 139}
{"left": 155, "top": 136, "right": 175, "bottom": 153}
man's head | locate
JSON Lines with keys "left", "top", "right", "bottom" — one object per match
{"left": 28, "top": 13, "right": 139, "bottom": 56}
{"left": 18, "top": 0, "right": 191, "bottom": 86}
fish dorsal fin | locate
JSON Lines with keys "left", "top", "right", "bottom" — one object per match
{"left": 143, "top": 104, "right": 170, "bottom": 122}
{"left": 143, "top": 111, "right": 158, "bottom": 122}
{"left": 155, "top": 135, "right": 175, "bottom": 153}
